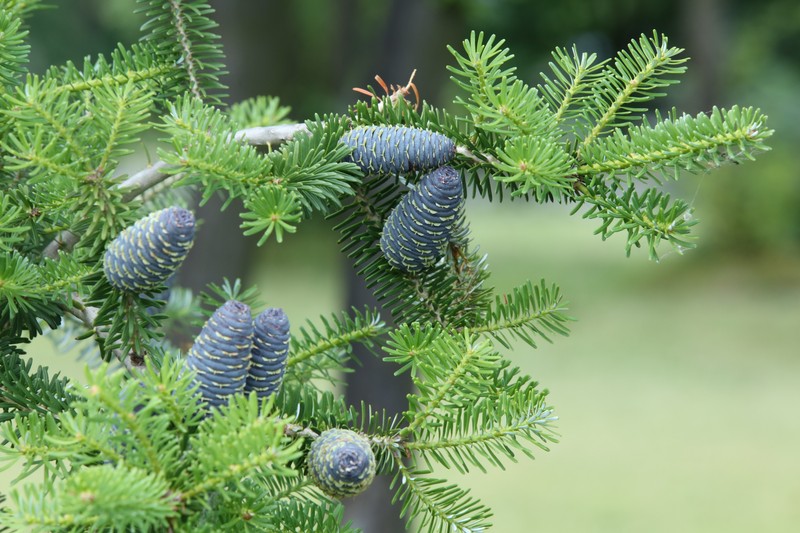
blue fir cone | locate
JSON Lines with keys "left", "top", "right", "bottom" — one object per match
{"left": 340, "top": 125, "right": 455, "bottom": 175}
{"left": 379, "top": 165, "right": 464, "bottom": 273}
{"left": 244, "top": 307, "right": 290, "bottom": 398}
{"left": 186, "top": 300, "right": 254, "bottom": 409}
{"left": 307, "top": 429, "right": 376, "bottom": 499}
{"left": 103, "top": 206, "right": 195, "bottom": 292}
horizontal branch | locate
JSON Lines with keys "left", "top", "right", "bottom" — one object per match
{"left": 286, "top": 321, "right": 384, "bottom": 370}
{"left": 42, "top": 123, "right": 310, "bottom": 260}
{"left": 233, "top": 123, "right": 310, "bottom": 146}
{"left": 456, "top": 144, "right": 500, "bottom": 166}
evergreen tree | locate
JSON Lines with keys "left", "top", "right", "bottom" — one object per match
{"left": 0, "top": 1, "right": 772, "bottom": 531}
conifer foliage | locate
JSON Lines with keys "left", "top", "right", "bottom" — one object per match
{"left": 0, "top": 2, "right": 772, "bottom": 531}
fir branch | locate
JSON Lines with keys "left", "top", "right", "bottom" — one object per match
{"left": 78, "top": 365, "right": 169, "bottom": 474}
{"left": 141, "top": 351, "right": 206, "bottom": 436}
{"left": 473, "top": 280, "right": 571, "bottom": 349}
{"left": 0, "top": 192, "right": 27, "bottom": 252}
{"left": 577, "top": 106, "right": 773, "bottom": 180}
{"left": 0, "top": 464, "right": 179, "bottom": 532}
{"left": 539, "top": 45, "right": 607, "bottom": 124}
{"left": 180, "top": 395, "right": 302, "bottom": 501}
{"left": 2, "top": 122, "right": 84, "bottom": 181}
{"left": 55, "top": 409, "right": 128, "bottom": 466}
{"left": 197, "top": 277, "right": 263, "bottom": 321}
{"left": 240, "top": 185, "right": 303, "bottom": 245}
{"left": 493, "top": 134, "right": 574, "bottom": 198}
{"left": 0, "top": 0, "right": 47, "bottom": 20}
{"left": 229, "top": 95, "right": 292, "bottom": 129}
{"left": 266, "top": 500, "right": 357, "bottom": 533}
{"left": 42, "top": 123, "right": 309, "bottom": 259}
{"left": 186, "top": 477, "right": 317, "bottom": 532}
{"left": 87, "top": 81, "right": 154, "bottom": 173}
{"left": 0, "top": 353, "right": 73, "bottom": 422}
{"left": 0, "top": 251, "right": 62, "bottom": 337}
{"left": 91, "top": 288, "right": 166, "bottom": 364}
{"left": 137, "top": 0, "right": 228, "bottom": 105}
{"left": 334, "top": 174, "right": 492, "bottom": 327}
{"left": 447, "top": 31, "right": 516, "bottom": 109}
{"left": 20, "top": 358, "right": 204, "bottom": 484}
{"left": 158, "top": 103, "right": 359, "bottom": 214}
{"left": 0, "top": 11, "right": 29, "bottom": 90}
{"left": 580, "top": 31, "right": 687, "bottom": 147}
{"left": 0, "top": 412, "right": 74, "bottom": 482}
{"left": 284, "top": 307, "right": 387, "bottom": 386}
{"left": 277, "top": 386, "right": 404, "bottom": 440}
{"left": 2, "top": 76, "right": 90, "bottom": 165}
{"left": 61, "top": 294, "right": 143, "bottom": 371}
{"left": 43, "top": 43, "right": 176, "bottom": 98}
{"left": 260, "top": 473, "right": 318, "bottom": 503}
{"left": 0, "top": 493, "right": 8, "bottom": 533}
{"left": 168, "top": 0, "right": 206, "bottom": 101}
{"left": 407, "top": 384, "right": 556, "bottom": 474}
{"left": 391, "top": 459, "right": 493, "bottom": 533}
{"left": 390, "top": 328, "right": 501, "bottom": 438}
{"left": 158, "top": 96, "right": 267, "bottom": 205}
{"left": 348, "top": 95, "right": 529, "bottom": 203}
{"left": 267, "top": 116, "right": 361, "bottom": 215}
{"left": 574, "top": 180, "right": 698, "bottom": 260}
{"left": 448, "top": 31, "right": 557, "bottom": 138}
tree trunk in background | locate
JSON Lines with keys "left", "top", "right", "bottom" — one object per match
{"left": 204, "top": 2, "right": 466, "bottom": 529}
{"left": 342, "top": 260, "right": 407, "bottom": 532}
{"left": 342, "top": 1, "right": 463, "bottom": 530}
{"left": 343, "top": 3, "right": 422, "bottom": 530}
{"left": 177, "top": 198, "right": 251, "bottom": 345}
{"left": 680, "top": 0, "right": 728, "bottom": 112}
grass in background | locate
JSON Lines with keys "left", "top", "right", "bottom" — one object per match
{"left": 454, "top": 202, "right": 800, "bottom": 533}
{"left": 7, "top": 202, "right": 799, "bottom": 532}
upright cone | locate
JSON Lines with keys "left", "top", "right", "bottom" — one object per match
{"left": 186, "top": 300, "right": 253, "bottom": 409}
{"left": 103, "top": 206, "right": 195, "bottom": 292}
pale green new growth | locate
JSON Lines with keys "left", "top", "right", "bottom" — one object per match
{"left": 580, "top": 31, "right": 688, "bottom": 147}
{"left": 578, "top": 105, "right": 772, "bottom": 180}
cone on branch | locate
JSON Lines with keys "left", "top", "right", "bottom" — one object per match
{"left": 244, "top": 307, "right": 290, "bottom": 398}
{"left": 307, "top": 428, "right": 377, "bottom": 499}
{"left": 185, "top": 300, "right": 254, "bottom": 409}
{"left": 380, "top": 165, "right": 464, "bottom": 273}
{"left": 340, "top": 125, "right": 455, "bottom": 175}
{"left": 103, "top": 206, "right": 196, "bottom": 292}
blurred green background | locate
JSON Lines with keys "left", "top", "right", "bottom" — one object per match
{"left": 5, "top": 0, "right": 800, "bottom": 531}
